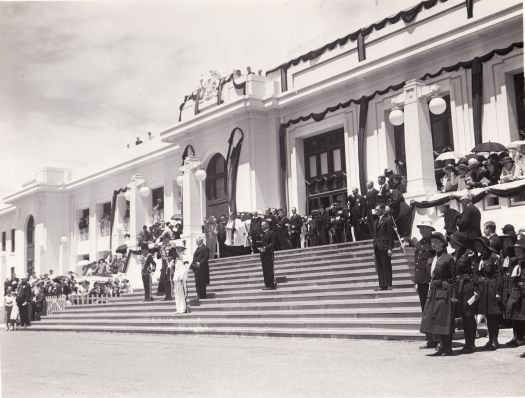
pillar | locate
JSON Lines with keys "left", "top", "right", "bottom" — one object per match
{"left": 402, "top": 79, "right": 436, "bottom": 199}
{"left": 180, "top": 156, "right": 204, "bottom": 255}
{"left": 58, "top": 237, "right": 67, "bottom": 274}
{"left": 129, "top": 174, "right": 148, "bottom": 250}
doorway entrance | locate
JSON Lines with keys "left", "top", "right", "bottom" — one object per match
{"left": 206, "top": 153, "right": 229, "bottom": 218}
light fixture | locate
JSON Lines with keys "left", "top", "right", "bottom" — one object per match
{"left": 195, "top": 169, "right": 207, "bottom": 182}
{"left": 176, "top": 175, "right": 184, "bottom": 187}
{"left": 139, "top": 186, "right": 151, "bottom": 197}
{"left": 429, "top": 96, "right": 446, "bottom": 115}
{"left": 388, "top": 106, "right": 404, "bottom": 126}
{"left": 124, "top": 190, "right": 131, "bottom": 201}
{"left": 60, "top": 236, "right": 68, "bottom": 244}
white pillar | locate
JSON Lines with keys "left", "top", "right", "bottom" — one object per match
{"left": 180, "top": 156, "right": 204, "bottom": 255}
{"left": 402, "top": 79, "right": 437, "bottom": 199}
{"left": 129, "top": 175, "right": 148, "bottom": 250}
{"left": 58, "top": 237, "right": 67, "bottom": 274}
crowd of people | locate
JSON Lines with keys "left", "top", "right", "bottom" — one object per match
{"left": 3, "top": 270, "right": 131, "bottom": 331}
{"left": 437, "top": 142, "right": 525, "bottom": 192}
{"left": 404, "top": 194, "right": 525, "bottom": 358}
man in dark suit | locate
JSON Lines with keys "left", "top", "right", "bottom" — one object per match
{"left": 372, "top": 204, "right": 396, "bottom": 291}
{"left": 289, "top": 207, "right": 303, "bottom": 249}
{"left": 249, "top": 210, "right": 264, "bottom": 253}
{"left": 350, "top": 188, "right": 367, "bottom": 240}
{"left": 316, "top": 206, "right": 330, "bottom": 245}
{"left": 456, "top": 195, "right": 481, "bottom": 248}
{"left": 259, "top": 221, "right": 277, "bottom": 290}
{"left": 365, "top": 181, "right": 378, "bottom": 238}
{"left": 191, "top": 235, "right": 210, "bottom": 299}
{"left": 16, "top": 278, "right": 32, "bottom": 327}
{"left": 140, "top": 242, "right": 156, "bottom": 302}
{"left": 483, "top": 221, "right": 502, "bottom": 253}
{"left": 217, "top": 215, "right": 227, "bottom": 258}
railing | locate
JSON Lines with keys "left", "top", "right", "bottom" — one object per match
{"left": 44, "top": 294, "right": 67, "bottom": 315}
{"left": 69, "top": 292, "right": 120, "bottom": 305}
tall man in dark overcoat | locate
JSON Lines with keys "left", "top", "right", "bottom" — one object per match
{"left": 16, "top": 279, "right": 32, "bottom": 327}
{"left": 350, "top": 188, "right": 367, "bottom": 240}
{"left": 289, "top": 207, "right": 303, "bottom": 249}
{"left": 191, "top": 235, "right": 210, "bottom": 299}
{"left": 316, "top": 207, "right": 330, "bottom": 245}
{"left": 372, "top": 204, "right": 396, "bottom": 291}
{"left": 365, "top": 181, "right": 378, "bottom": 237}
{"left": 456, "top": 195, "right": 481, "bottom": 248}
{"left": 259, "top": 221, "right": 277, "bottom": 290}
{"left": 217, "top": 215, "right": 227, "bottom": 258}
{"left": 249, "top": 211, "right": 264, "bottom": 253}
{"left": 140, "top": 242, "right": 156, "bottom": 302}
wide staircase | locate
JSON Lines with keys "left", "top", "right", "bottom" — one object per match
{"left": 25, "top": 240, "right": 427, "bottom": 340}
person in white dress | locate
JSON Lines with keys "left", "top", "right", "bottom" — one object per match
{"left": 173, "top": 239, "right": 191, "bottom": 314}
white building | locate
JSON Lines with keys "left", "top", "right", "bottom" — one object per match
{"left": 1, "top": 0, "right": 523, "bottom": 283}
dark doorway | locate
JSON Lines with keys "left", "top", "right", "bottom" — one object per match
{"left": 206, "top": 153, "right": 229, "bottom": 218}
{"left": 26, "top": 215, "right": 35, "bottom": 275}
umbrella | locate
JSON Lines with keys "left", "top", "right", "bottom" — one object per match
{"left": 115, "top": 244, "right": 128, "bottom": 255}
{"left": 508, "top": 140, "right": 525, "bottom": 148}
{"left": 434, "top": 151, "right": 461, "bottom": 168}
{"left": 77, "top": 259, "right": 90, "bottom": 267}
{"left": 471, "top": 141, "right": 506, "bottom": 153}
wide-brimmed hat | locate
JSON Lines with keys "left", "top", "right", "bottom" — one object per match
{"left": 514, "top": 238, "right": 525, "bottom": 250}
{"left": 450, "top": 231, "right": 469, "bottom": 248}
{"left": 502, "top": 224, "right": 516, "bottom": 235}
{"left": 430, "top": 232, "right": 448, "bottom": 246}
{"left": 443, "top": 163, "right": 455, "bottom": 171}
{"left": 417, "top": 219, "right": 435, "bottom": 231}
{"left": 501, "top": 156, "right": 514, "bottom": 164}
{"left": 474, "top": 236, "right": 497, "bottom": 253}
{"left": 456, "top": 164, "right": 468, "bottom": 172}
{"left": 173, "top": 239, "right": 186, "bottom": 249}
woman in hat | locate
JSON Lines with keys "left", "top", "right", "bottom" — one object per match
{"left": 504, "top": 237, "right": 525, "bottom": 348}
{"left": 449, "top": 231, "right": 478, "bottom": 354}
{"left": 455, "top": 164, "right": 469, "bottom": 191}
{"left": 420, "top": 232, "right": 455, "bottom": 356}
{"left": 473, "top": 237, "right": 503, "bottom": 350}
{"left": 500, "top": 224, "right": 517, "bottom": 330}
{"left": 173, "top": 239, "right": 191, "bottom": 314}
{"left": 499, "top": 156, "right": 516, "bottom": 183}
{"left": 4, "top": 288, "right": 15, "bottom": 331}
{"left": 441, "top": 164, "right": 458, "bottom": 192}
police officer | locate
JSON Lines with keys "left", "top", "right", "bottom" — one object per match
{"left": 413, "top": 219, "right": 437, "bottom": 349}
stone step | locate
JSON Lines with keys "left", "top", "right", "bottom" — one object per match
{"left": 59, "top": 296, "right": 420, "bottom": 314}
{"left": 45, "top": 307, "right": 423, "bottom": 320}
{"left": 35, "top": 317, "right": 422, "bottom": 330}
{"left": 19, "top": 324, "right": 425, "bottom": 340}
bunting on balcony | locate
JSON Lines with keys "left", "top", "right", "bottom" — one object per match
{"left": 358, "top": 96, "right": 369, "bottom": 195}
{"left": 225, "top": 127, "right": 244, "bottom": 214}
{"left": 109, "top": 187, "right": 128, "bottom": 250}
{"left": 466, "top": 0, "right": 474, "bottom": 18}
{"left": 217, "top": 73, "right": 247, "bottom": 105}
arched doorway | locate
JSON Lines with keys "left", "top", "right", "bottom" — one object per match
{"left": 26, "top": 215, "right": 35, "bottom": 275}
{"left": 206, "top": 153, "right": 229, "bottom": 218}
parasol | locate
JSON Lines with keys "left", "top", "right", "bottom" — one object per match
{"left": 471, "top": 141, "right": 506, "bottom": 153}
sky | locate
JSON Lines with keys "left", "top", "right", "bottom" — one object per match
{"left": 0, "top": 0, "right": 423, "bottom": 200}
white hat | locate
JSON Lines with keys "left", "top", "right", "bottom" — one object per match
{"left": 173, "top": 239, "right": 186, "bottom": 249}
{"left": 416, "top": 219, "right": 435, "bottom": 231}
{"left": 468, "top": 158, "right": 479, "bottom": 165}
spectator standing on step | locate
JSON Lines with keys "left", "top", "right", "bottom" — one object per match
{"left": 191, "top": 235, "right": 210, "bottom": 299}
{"left": 289, "top": 207, "right": 303, "bottom": 249}
{"left": 259, "top": 221, "right": 277, "bottom": 290}
{"left": 140, "top": 242, "right": 156, "bottom": 302}
{"left": 412, "top": 219, "right": 437, "bottom": 349}
{"left": 420, "top": 232, "right": 455, "bottom": 356}
{"left": 16, "top": 278, "right": 32, "bottom": 327}
{"left": 173, "top": 240, "right": 191, "bottom": 314}
{"left": 372, "top": 204, "right": 395, "bottom": 291}
{"left": 455, "top": 194, "right": 481, "bottom": 249}
{"left": 505, "top": 237, "right": 525, "bottom": 349}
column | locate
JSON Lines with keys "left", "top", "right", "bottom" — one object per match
{"left": 58, "top": 237, "right": 67, "bottom": 274}
{"left": 180, "top": 156, "right": 204, "bottom": 255}
{"left": 402, "top": 79, "right": 436, "bottom": 199}
{"left": 88, "top": 203, "right": 97, "bottom": 261}
{"left": 164, "top": 178, "right": 174, "bottom": 220}
{"left": 129, "top": 175, "right": 148, "bottom": 250}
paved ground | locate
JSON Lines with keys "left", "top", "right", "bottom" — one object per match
{"left": 1, "top": 330, "right": 523, "bottom": 398}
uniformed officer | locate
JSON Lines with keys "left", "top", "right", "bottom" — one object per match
{"left": 140, "top": 242, "right": 156, "bottom": 302}
{"left": 413, "top": 219, "right": 437, "bottom": 349}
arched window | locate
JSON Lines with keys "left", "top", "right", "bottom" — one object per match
{"left": 26, "top": 215, "right": 35, "bottom": 275}
{"left": 206, "top": 154, "right": 229, "bottom": 218}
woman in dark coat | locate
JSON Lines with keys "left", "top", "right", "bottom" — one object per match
{"left": 420, "top": 232, "right": 456, "bottom": 356}
{"left": 449, "top": 231, "right": 478, "bottom": 354}
{"left": 500, "top": 224, "right": 517, "bottom": 329}
{"left": 473, "top": 237, "right": 503, "bottom": 350}
{"left": 505, "top": 237, "right": 525, "bottom": 348}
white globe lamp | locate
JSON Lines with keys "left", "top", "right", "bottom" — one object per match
{"left": 429, "top": 96, "right": 446, "bottom": 115}
{"left": 195, "top": 169, "right": 207, "bottom": 182}
{"left": 124, "top": 190, "right": 131, "bottom": 201}
{"left": 176, "top": 175, "right": 184, "bottom": 187}
{"left": 139, "top": 186, "right": 151, "bottom": 197}
{"left": 388, "top": 107, "right": 404, "bottom": 126}
{"left": 60, "top": 236, "right": 68, "bottom": 244}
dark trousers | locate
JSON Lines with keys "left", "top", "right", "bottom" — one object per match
{"left": 142, "top": 274, "right": 152, "bottom": 300}
{"left": 164, "top": 268, "right": 173, "bottom": 300}
{"left": 260, "top": 252, "right": 275, "bottom": 288}
{"left": 218, "top": 239, "right": 226, "bottom": 258}
{"left": 417, "top": 283, "right": 430, "bottom": 311}
{"left": 318, "top": 228, "right": 329, "bottom": 245}
{"left": 374, "top": 248, "right": 392, "bottom": 288}
{"left": 194, "top": 270, "right": 207, "bottom": 299}
{"left": 333, "top": 229, "right": 344, "bottom": 244}
{"left": 487, "top": 314, "right": 501, "bottom": 344}
{"left": 16, "top": 299, "right": 30, "bottom": 326}
{"left": 290, "top": 233, "right": 301, "bottom": 249}
{"left": 512, "top": 320, "right": 525, "bottom": 340}
{"left": 462, "top": 316, "right": 477, "bottom": 348}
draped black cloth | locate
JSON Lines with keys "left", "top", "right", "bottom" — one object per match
{"left": 280, "top": 67, "right": 288, "bottom": 93}
{"left": 279, "top": 125, "right": 287, "bottom": 209}
{"left": 466, "top": 0, "right": 474, "bottom": 18}
{"left": 471, "top": 57, "right": 483, "bottom": 146}
{"left": 358, "top": 96, "right": 369, "bottom": 195}
{"left": 109, "top": 187, "right": 128, "bottom": 249}
{"left": 217, "top": 73, "right": 247, "bottom": 105}
{"left": 225, "top": 127, "right": 244, "bottom": 214}
{"left": 181, "top": 145, "right": 196, "bottom": 166}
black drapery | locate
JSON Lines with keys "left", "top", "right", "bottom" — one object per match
{"left": 225, "top": 127, "right": 244, "bottom": 214}
{"left": 466, "top": 0, "right": 474, "bottom": 18}
{"left": 109, "top": 187, "right": 128, "bottom": 250}
{"left": 471, "top": 57, "right": 483, "bottom": 145}
{"left": 216, "top": 73, "right": 247, "bottom": 105}
{"left": 280, "top": 67, "right": 288, "bottom": 93}
{"left": 358, "top": 96, "right": 369, "bottom": 194}
{"left": 181, "top": 144, "right": 196, "bottom": 166}
{"left": 266, "top": 0, "right": 449, "bottom": 89}
{"left": 278, "top": 124, "right": 288, "bottom": 209}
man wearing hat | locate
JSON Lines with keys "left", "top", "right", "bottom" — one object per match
{"left": 376, "top": 175, "right": 390, "bottom": 206}
{"left": 483, "top": 221, "right": 502, "bottom": 254}
{"left": 413, "top": 219, "right": 437, "bottom": 349}
{"left": 191, "top": 235, "right": 210, "bottom": 299}
{"left": 157, "top": 234, "right": 176, "bottom": 300}
{"left": 365, "top": 181, "right": 378, "bottom": 237}
{"left": 499, "top": 156, "right": 517, "bottom": 183}
{"left": 289, "top": 207, "right": 303, "bottom": 249}
{"left": 140, "top": 242, "right": 156, "bottom": 302}
{"left": 372, "top": 204, "right": 396, "bottom": 291}
{"left": 350, "top": 188, "right": 367, "bottom": 241}
{"left": 505, "top": 237, "right": 525, "bottom": 348}
{"left": 16, "top": 278, "right": 32, "bottom": 327}
{"left": 466, "top": 158, "right": 484, "bottom": 187}
{"left": 456, "top": 194, "right": 481, "bottom": 248}
{"left": 259, "top": 221, "right": 277, "bottom": 290}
